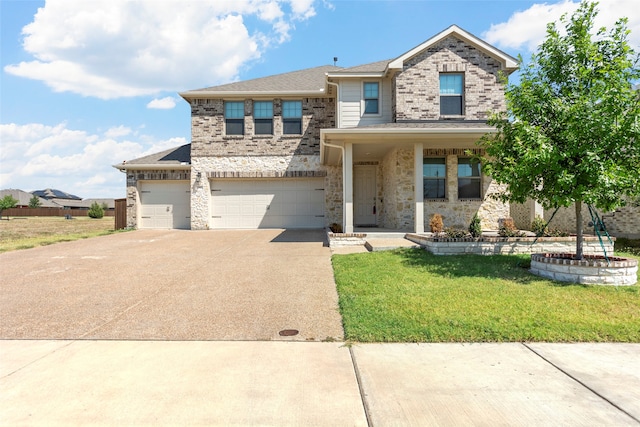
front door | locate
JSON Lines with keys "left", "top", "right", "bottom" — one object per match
{"left": 354, "top": 165, "right": 377, "bottom": 226}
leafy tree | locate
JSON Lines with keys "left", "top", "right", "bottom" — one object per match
{"left": 479, "top": 1, "right": 640, "bottom": 259}
{"left": 28, "top": 195, "right": 42, "bottom": 208}
{"left": 0, "top": 195, "right": 18, "bottom": 220}
{"left": 87, "top": 201, "right": 105, "bottom": 219}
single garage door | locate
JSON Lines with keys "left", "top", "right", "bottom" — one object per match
{"left": 210, "top": 178, "right": 324, "bottom": 229}
{"left": 139, "top": 181, "right": 190, "bottom": 229}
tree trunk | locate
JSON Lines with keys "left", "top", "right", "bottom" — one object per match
{"left": 575, "top": 199, "right": 584, "bottom": 260}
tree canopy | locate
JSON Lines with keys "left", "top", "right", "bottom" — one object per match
{"left": 479, "top": 1, "right": 640, "bottom": 258}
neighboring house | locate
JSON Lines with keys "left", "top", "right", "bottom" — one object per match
{"left": 32, "top": 188, "right": 82, "bottom": 201}
{"left": 115, "top": 25, "right": 519, "bottom": 232}
{"left": 0, "top": 189, "right": 57, "bottom": 208}
{"left": 49, "top": 198, "right": 116, "bottom": 210}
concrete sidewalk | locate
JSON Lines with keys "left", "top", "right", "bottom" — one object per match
{"left": 2, "top": 341, "right": 638, "bottom": 426}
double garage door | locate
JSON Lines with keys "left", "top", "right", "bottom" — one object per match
{"left": 139, "top": 179, "right": 325, "bottom": 229}
{"left": 210, "top": 178, "right": 325, "bottom": 229}
{"left": 139, "top": 181, "right": 190, "bottom": 229}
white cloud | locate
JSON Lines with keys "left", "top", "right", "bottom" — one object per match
{"left": 104, "top": 125, "right": 132, "bottom": 138}
{"left": 484, "top": 0, "right": 640, "bottom": 52}
{"left": 4, "top": 0, "right": 319, "bottom": 99}
{"left": 147, "top": 97, "right": 177, "bottom": 110}
{"left": 0, "top": 122, "right": 187, "bottom": 198}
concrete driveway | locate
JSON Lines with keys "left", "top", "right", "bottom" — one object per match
{"left": 0, "top": 229, "right": 344, "bottom": 341}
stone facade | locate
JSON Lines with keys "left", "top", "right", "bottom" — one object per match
{"left": 394, "top": 36, "right": 506, "bottom": 121}
{"left": 190, "top": 98, "right": 335, "bottom": 157}
{"left": 422, "top": 148, "right": 508, "bottom": 231}
{"left": 125, "top": 170, "right": 191, "bottom": 229}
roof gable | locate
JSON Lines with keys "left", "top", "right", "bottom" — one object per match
{"left": 388, "top": 25, "right": 517, "bottom": 72}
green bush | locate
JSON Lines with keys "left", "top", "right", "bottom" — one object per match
{"left": 531, "top": 216, "right": 548, "bottom": 235}
{"left": 88, "top": 201, "right": 104, "bottom": 219}
{"left": 469, "top": 213, "right": 482, "bottom": 238}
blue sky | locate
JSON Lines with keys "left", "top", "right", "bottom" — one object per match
{"left": 1, "top": 0, "right": 638, "bottom": 198}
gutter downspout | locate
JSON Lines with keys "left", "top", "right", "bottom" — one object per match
{"left": 325, "top": 78, "right": 340, "bottom": 129}
{"left": 324, "top": 78, "right": 350, "bottom": 231}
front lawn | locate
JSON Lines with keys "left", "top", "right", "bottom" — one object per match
{"left": 332, "top": 249, "right": 640, "bottom": 342}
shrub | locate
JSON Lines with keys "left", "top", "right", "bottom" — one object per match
{"left": 88, "top": 201, "right": 105, "bottom": 219}
{"left": 444, "top": 228, "right": 470, "bottom": 239}
{"left": 531, "top": 216, "right": 569, "bottom": 237}
{"left": 531, "top": 215, "right": 548, "bottom": 235}
{"left": 0, "top": 195, "right": 18, "bottom": 219}
{"left": 329, "top": 223, "right": 342, "bottom": 233}
{"left": 429, "top": 214, "right": 444, "bottom": 233}
{"left": 499, "top": 218, "right": 526, "bottom": 237}
{"left": 28, "top": 195, "right": 42, "bottom": 208}
{"left": 469, "top": 213, "right": 482, "bottom": 238}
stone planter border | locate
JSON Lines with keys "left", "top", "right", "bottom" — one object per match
{"left": 530, "top": 253, "right": 638, "bottom": 286}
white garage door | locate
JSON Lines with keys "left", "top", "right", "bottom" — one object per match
{"left": 210, "top": 178, "right": 324, "bottom": 229}
{"left": 139, "top": 181, "right": 190, "bottom": 229}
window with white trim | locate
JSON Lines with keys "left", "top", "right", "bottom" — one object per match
{"left": 423, "top": 158, "right": 446, "bottom": 199}
{"left": 225, "top": 101, "right": 244, "bottom": 135}
{"left": 458, "top": 158, "right": 481, "bottom": 199}
{"left": 363, "top": 82, "right": 379, "bottom": 115}
{"left": 439, "top": 74, "right": 464, "bottom": 115}
{"left": 254, "top": 101, "right": 273, "bottom": 135}
{"left": 282, "top": 100, "right": 302, "bottom": 135}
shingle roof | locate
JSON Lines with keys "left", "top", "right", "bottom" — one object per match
{"left": 121, "top": 143, "right": 191, "bottom": 166}
{"left": 333, "top": 60, "right": 391, "bottom": 74}
{"left": 0, "top": 189, "right": 58, "bottom": 207}
{"left": 182, "top": 65, "right": 342, "bottom": 96}
{"left": 32, "top": 188, "right": 81, "bottom": 200}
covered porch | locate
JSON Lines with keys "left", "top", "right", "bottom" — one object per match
{"left": 320, "top": 122, "right": 498, "bottom": 234}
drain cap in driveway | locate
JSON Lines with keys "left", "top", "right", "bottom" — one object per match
{"left": 279, "top": 329, "right": 299, "bottom": 336}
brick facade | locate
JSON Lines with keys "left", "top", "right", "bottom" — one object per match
{"left": 190, "top": 98, "right": 335, "bottom": 157}
{"left": 394, "top": 36, "right": 506, "bottom": 121}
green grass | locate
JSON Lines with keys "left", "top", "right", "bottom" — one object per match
{"left": 332, "top": 248, "right": 640, "bottom": 343}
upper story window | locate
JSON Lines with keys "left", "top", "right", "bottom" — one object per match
{"left": 423, "top": 158, "right": 446, "bottom": 199}
{"left": 254, "top": 101, "right": 273, "bottom": 135}
{"left": 439, "top": 74, "right": 464, "bottom": 116}
{"left": 363, "top": 82, "right": 379, "bottom": 115}
{"left": 225, "top": 101, "right": 244, "bottom": 135}
{"left": 282, "top": 100, "right": 302, "bottom": 135}
{"left": 458, "top": 158, "right": 481, "bottom": 199}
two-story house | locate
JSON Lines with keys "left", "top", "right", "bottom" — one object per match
{"left": 116, "top": 25, "right": 519, "bottom": 233}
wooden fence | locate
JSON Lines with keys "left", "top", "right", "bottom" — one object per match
{"left": 114, "top": 198, "right": 126, "bottom": 230}
{"left": 3, "top": 207, "right": 115, "bottom": 217}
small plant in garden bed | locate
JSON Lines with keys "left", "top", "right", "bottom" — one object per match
{"left": 443, "top": 228, "right": 470, "bottom": 239}
{"left": 469, "top": 213, "right": 482, "bottom": 238}
{"left": 499, "top": 218, "right": 526, "bottom": 237}
{"left": 531, "top": 216, "right": 569, "bottom": 237}
{"left": 429, "top": 213, "right": 444, "bottom": 233}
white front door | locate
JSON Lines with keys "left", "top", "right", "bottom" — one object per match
{"left": 354, "top": 165, "right": 377, "bottom": 226}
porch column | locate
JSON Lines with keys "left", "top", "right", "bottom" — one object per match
{"left": 344, "top": 142, "right": 354, "bottom": 233}
{"left": 414, "top": 142, "right": 424, "bottom": 234}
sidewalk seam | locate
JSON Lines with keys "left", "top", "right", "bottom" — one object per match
{"left": 522, "top": 343, "right": 640, "bottom": 425}
{"left": 349, "top": 346, "right": 374, "bottom": 427}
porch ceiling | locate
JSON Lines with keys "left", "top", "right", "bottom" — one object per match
{"left": 320, "top": 128, "right": 492, "bottom": 165}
